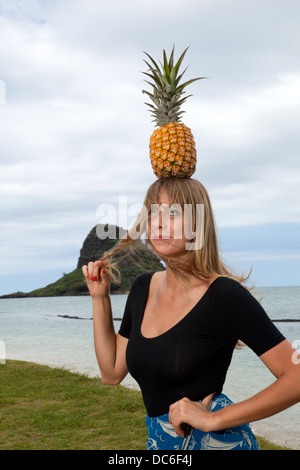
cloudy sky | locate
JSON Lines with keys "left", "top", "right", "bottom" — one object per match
{"left": 0, "top": 0, "right": 299, "bottom": 295}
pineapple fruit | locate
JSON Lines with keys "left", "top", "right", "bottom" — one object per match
{"left": 142, "top": 47, "right": 205, "bottom": 178}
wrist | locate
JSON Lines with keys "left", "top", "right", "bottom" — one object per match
{"left": 206, "top": 409, "right": 224, "bottom": 432}
{"left": 92, "top": 294, "right": 110, "bottom": 305}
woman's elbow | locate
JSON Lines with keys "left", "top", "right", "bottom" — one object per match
{"left": 101, "top": 375, "right": 123, "bottom": 386}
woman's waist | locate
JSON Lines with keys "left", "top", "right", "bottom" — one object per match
{"left": 145, "top": 393, "right": 260, "bottom": 451}
{"left": 142, "top": 383, "right": 223, "bottom": 418}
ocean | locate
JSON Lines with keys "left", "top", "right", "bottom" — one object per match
{"left": 0, "top": 285, "right": 299, "bottom": 449}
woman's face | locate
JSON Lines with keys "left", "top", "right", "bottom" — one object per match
{"left": 148, "top": 191, "right": 192, "bottom": 258}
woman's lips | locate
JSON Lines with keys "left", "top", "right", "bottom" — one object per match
{"left": 152, "top": 235, "right": 170, "bottom": 240}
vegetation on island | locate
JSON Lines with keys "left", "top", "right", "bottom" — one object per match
{"left": 0, "top": 224, "right": 164, "bottom": 298}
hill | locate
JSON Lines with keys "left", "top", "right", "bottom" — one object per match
{"left": 1, "top": 224, "right": 164, "bottom": 298}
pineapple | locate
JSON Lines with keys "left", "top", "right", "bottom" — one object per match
{"left": 142, "top": 47, "right": 205, "bottom": 178}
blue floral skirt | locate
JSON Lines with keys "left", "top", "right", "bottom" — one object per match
{"left": 145, "top": 393, "right": 260, "bottom": 450}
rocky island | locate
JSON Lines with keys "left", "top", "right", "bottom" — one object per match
{"left": 1, "top": 224, "right": 164, "bottom": 298}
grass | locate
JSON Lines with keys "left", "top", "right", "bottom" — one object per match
{"left": 0, "top": 360, "right": 291, "bottom": 450}
{"left": 0, "top": 360, "right": 147, "bottom": 450}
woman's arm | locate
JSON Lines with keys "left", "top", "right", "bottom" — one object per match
{"left": 211, "top": 339, "right": 300, "bottom": 430}
{"left": 169, "top": 340, "right": 300, "bottom": 436}
{"left": 82, "top": 261, "right": 128, "bottom": 385}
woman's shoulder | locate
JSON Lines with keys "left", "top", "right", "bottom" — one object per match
{"left": 210, "top": 276, "right": 257, "bottom": 313}
{"left": 211, "top": 276, "right": 247, "bottom": 297}
{"left": 130, "top": 270, "right": 158, "bottom": 290}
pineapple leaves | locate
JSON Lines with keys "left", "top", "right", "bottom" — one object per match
{"left": 168, "top": 46, "right": 174, "bottom": 72}
{"left": 162, "top": 49, "right": 170, "bottom": 81}
{"left": 143, "top": 52, "right": 161, "bottom": 75}
{"left": 142, "top": 66, "right": 162, "bottom": 87}
{"left": 177, "top": 77, "right": 206, "bottom": 93}
{"left": 142, "top": 46, "right": 206, "bottom": 126}
{"left": 173, "top": 46, "right": 190, "bottom": 78}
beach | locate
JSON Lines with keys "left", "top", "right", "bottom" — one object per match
{"left": 0, "top": 286, "right": 299, "bottom": 450}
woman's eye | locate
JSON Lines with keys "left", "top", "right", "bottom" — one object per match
{"left": 149, "top": 205, "right": 182, "bottom": 218}
{"left": 169, "top": 209, "right": 181, "bottom": 217}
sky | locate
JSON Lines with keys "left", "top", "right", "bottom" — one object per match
{"left": 0, "top": 0, "right": 299, "bottom": 295}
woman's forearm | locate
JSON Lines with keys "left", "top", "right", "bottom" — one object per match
{"left": 170, "top": 340, "right": 300, "bottom": 437}
{"left": 210, "top": 373, "right": 300, "bottom": 432}
{"left": 210, "top": 341, "right": 300, "bottom": 432}
{"left": 92, "top": 296, "right": 122, "bottom": 384}
{"left": 82, "top": 262, "right": 128, "bottom": 385}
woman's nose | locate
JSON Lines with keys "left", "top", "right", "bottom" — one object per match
{"left": 158, "top": 211, "right": 163, "bottom": 227}
{"left": 150, "top": 210, "right": 167, "bottom": 230}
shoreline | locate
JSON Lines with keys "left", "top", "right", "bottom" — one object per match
{"left": 5, "top": 357, "right": 298, "bottom": 450}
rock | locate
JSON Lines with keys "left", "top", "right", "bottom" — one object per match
{"left": 0, "top": 224, "right": 164, "bottom": 298}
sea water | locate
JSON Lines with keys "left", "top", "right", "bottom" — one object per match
{"left": 0, "top": 286, "right": 299, "bottom": 449}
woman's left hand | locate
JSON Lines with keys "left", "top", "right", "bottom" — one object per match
{"left": 168, "top": 394, "right": 215, "bottom": 438}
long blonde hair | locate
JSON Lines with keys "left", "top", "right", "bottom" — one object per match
{"left": 101, "top": 178, "right": 251, "bottom": 288}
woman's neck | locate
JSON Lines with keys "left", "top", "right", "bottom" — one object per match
{"left": 163, "top": 264, "right": 208, "bottom": 293}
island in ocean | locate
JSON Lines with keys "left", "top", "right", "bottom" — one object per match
{"left": 1, "top": 224, "right": 164, "bottom": 298}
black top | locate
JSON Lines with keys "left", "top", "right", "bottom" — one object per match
{"left": 119, "top": 272, "right": 285, "bottom": 417}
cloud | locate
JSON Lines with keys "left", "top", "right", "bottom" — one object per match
{"left": 0, "top": 0, "right": 299, "bottom": 293}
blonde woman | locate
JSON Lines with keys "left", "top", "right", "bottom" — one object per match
{"left": 82, "top": 178, "right": 300, "bottom": 450}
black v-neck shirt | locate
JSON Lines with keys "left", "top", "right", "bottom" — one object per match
{"left": 118, "top": 272, "right": 285, "bottom": 417}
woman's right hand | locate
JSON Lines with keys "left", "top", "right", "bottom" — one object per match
{"left": 82, "top": 260, "right": 110, "bottom": 299}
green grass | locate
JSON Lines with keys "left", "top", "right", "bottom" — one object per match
{"left": 0, "top": 360, "right": 291, "bottom": 450}
{"left": 0, "top": 360, "right": 147, "bottom": 450}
